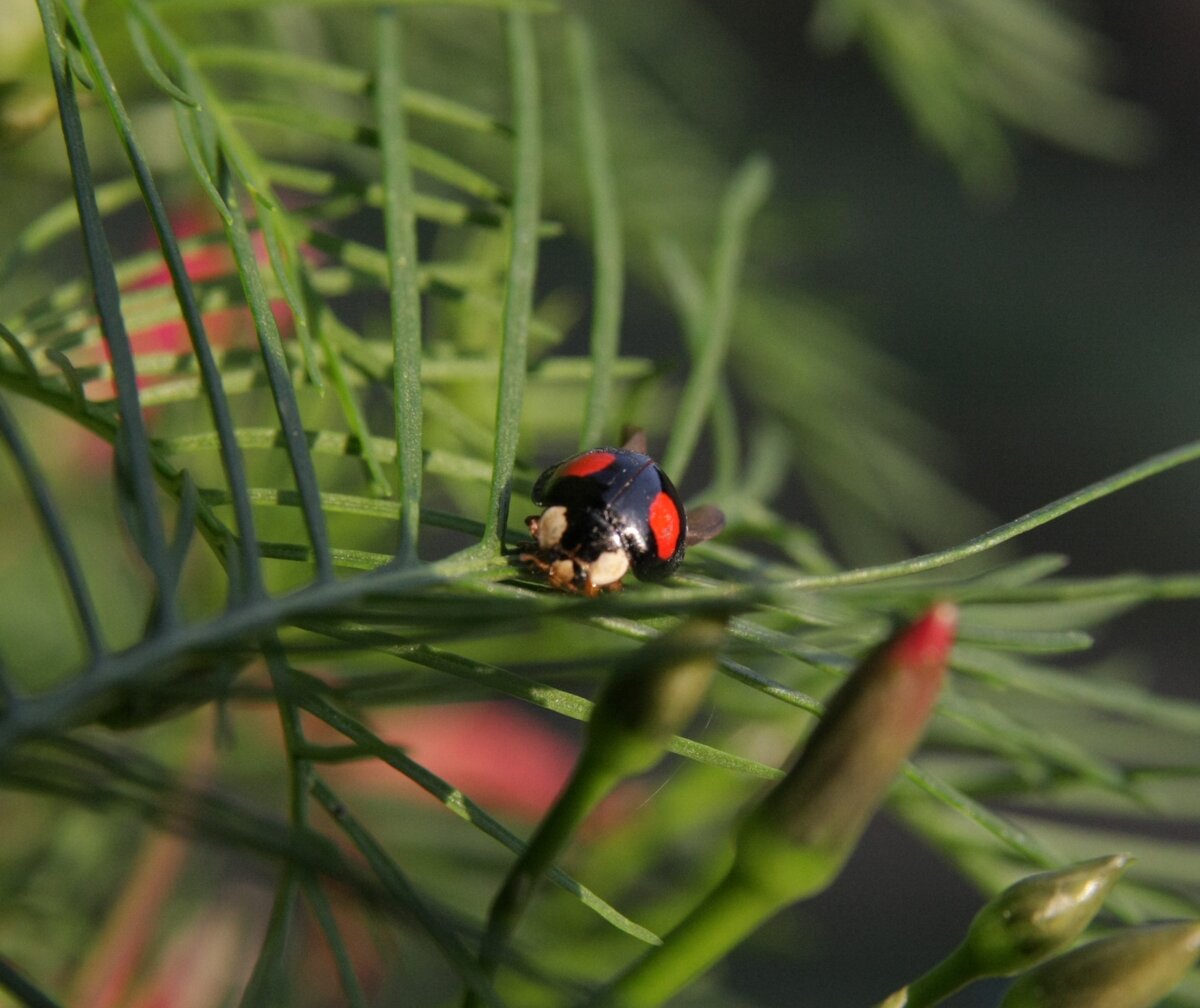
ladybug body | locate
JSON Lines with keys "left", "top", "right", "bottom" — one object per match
{"left": 523, "top": 448, "right": 687, "bottom": 596}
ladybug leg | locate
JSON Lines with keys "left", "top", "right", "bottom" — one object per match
{"left": 547, "top": 558, "right": 582, "bottom": 593}
{"left": 521, "top": 550, "right": 548, "bottom": 573}
{"left": 520, "top": 551, "right": 557, "bottom": 593}
{"left": 522, "top": 550, "right": 580, "bottom": 593}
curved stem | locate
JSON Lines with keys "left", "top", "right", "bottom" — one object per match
{"left": 786, "top": 438, "right": 1200, "bottom": 589}
{"left": 594, "top": 870, "right": 778, "bottom": 1008}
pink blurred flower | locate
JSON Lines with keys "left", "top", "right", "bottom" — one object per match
{"left": 123, "top": 203, "right": 293, "bottom": 360}
{"left": 319, "top": 701, "right": 644, "bottom": 832}
{"left": 63, "top": 201, "right": 300, "bottom": 470}
{"left": 72, "top": 203, "right": 296, "bottom": 398}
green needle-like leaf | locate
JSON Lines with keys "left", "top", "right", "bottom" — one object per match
{"left": 481, "top": 10, "right": 542, "bottom": 550}
{"left": 662, "top": 155, "right": 772, "bottom": 482}
{"left": 376, "top": 8, "right": 424, "bottom": 563}
{"left": 569, "top": 16, "right": 624, "bottom": 450}
{"left": 0, "top": 396, "right": 104, "bottom": 659}
{"left": 35, "top": 0, "right": 172, "bottom": 623}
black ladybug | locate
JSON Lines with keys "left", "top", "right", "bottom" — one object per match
{"left": 522, "top": 430, "right": 725, "bottom": 596}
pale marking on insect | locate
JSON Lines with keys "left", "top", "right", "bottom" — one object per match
{"left": 588, "top": 549, "right": 630, "bottom": 588}
{"left": 535, "top": 505, "right": 569, "bottom": 550}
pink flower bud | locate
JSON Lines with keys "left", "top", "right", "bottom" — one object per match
{"left": 734, "top": 604, "right": 957, "bottom": 901}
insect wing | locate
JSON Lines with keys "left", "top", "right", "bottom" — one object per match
{"left": 684, "top": 503, "right": 726, "bottom": 546}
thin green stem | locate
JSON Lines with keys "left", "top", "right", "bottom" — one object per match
{"left": 301, "top": 876, "right": 368, "bottom": 1008}
{"left": 482, "top": 10, "right": 541, "bottom": 549}
{"left": 0, "top": 395, "right": 104, "bottom": 660}
{"left": 310, "top": 776, "right": 503, "bottom": 1007}
{"left": 125, "top": 13, "right": 195, "bottom": 105}
{"left": 898, "top": 946, "right": 975, "bottom": 1008}
{"left": 786, "top": 437, "right": 1200, "bottom": 589}
{"left": 190, "top": 45, "right": 508, "bottom": 135}
{"left": 900, "top": 763, "right": 1055, "bottom": 867}
{"left": 308, "top": 299, "right": 392, "bottom": 496}
{"left": 0, "top": 548, "right": 496, "bottom": 755}
{"left": 0, "top": 958, "right": 65, "bottom": 1008}
{"left": 265, "top": 645, "right": 310, "bottom": 827}
{"left": 0, "top": 322, "right": 37, "bottom": 374}
{"left": 127, "top": 0, "right": 383, "bottom": 412}
{"left": 594, "top": 871, "right": 778, "bottom": 1008}
{"left": 300, "top": 623, "right": 781, "bottom": 781}
{"left": 35, "top": 0, "right": 172, "bottom": 624}
{"left": 376, "top": 6, "right": 424, "bottom": 564}
{"left": 655, "top": 238, "right": 740, "bottom": 493}
{"left": 265, "top": 646, "right": 370, "bottom": 1007}
{"left": 469, "top": 755, "right": 621, "bottom": 1006}
{"left": 295, "top": 688, "right": 658, "bottom": 945}
{"left": 27, "top": 735, "right": 400, "bottom": 911}
{"left": 661, "top": 156, "right": 772, "bottom": 481}
{"left": 238, "top": 868, "right": 300, "bottom": 1008}
{"left": 3, "top": 421, "right": 1199, "bottom": 769}
{"left": 65, "top": 0, "right": 263, "bottom": 598}
{"left": 220, "top": 168, "right": 335, "bottom": 582}
{"left": 230, "top": 646, "right": 313, "bottom": 1008}
{"left": 954, "top": 570, "right": 1200, "bottom": 604}
{"left": 569, "top": 16, "right": 624, "bottom": 449}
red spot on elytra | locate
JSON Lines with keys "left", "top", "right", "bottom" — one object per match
{"left": 561, "top": 451, "right": 616, "bottom": 479}
{"left": 649, "top": 491, "right": 681, "bottom": 559}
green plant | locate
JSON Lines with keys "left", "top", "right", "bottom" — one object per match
{"left": 1, "top": 1, "right": 1197, "bottom": 1006}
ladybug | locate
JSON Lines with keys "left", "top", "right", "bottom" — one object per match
{"left": 522, "top": 430, "right": 725, "bottom": 596}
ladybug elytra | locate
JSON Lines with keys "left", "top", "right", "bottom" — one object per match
{"left": 521, "top": 434, "right": 725, "bottom": 596}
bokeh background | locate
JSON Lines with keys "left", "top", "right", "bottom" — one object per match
{"left": 685, "top": 2, "right": 1200, "bottom": 1002}
{"left": 689, "top": 0, "right": 1200, "bottom": 698}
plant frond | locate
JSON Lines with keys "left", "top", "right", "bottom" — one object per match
{"left": 2, "top": 2, "right": 1198, "bottom": 1005}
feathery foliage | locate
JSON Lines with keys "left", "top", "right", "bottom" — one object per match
{"left": 0, "top": 1, "right": 1197, "bottom": 1005}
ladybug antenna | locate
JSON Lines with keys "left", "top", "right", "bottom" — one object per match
{"left": 620, "top": 426, "right": 648, "bottom": 454}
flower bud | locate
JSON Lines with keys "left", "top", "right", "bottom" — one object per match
{"left": 597, "top": 607, "right": 957, "bottom": 1008}
{"left": 584, "top": 614, "right": 725, "bottom": 779}
{"left": 734, "top": 603, "right": 956, "bottom": 903}
{"left": 963, "top": 853, "right": 1132, "bottom": 977}
{"left": 1000, "top": 920, "right": 1200, "bottom": 1008}
{"left": 475, "top": 616, "right": 725, "bottom": 993}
